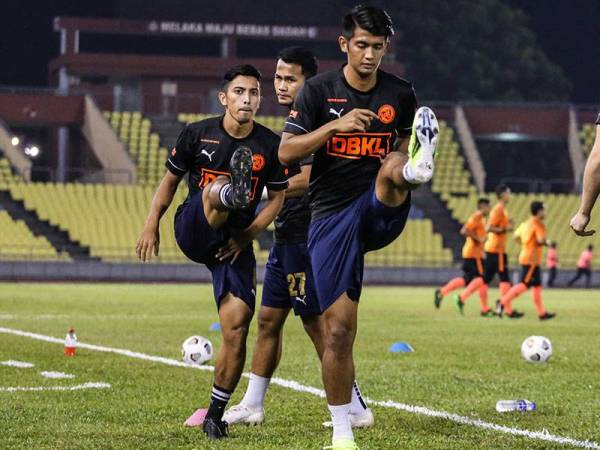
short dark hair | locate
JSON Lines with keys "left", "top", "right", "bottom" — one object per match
{"left": 530, "top": 201, "right": 544, "bottom": 215}
{"left": 477, "top": 198, "right": 490, "bottom": 207}
{"left": 221, "top": 64, "right": 262, "bottom": 90}
{"left": 342, "top": 4, "right": 394, "bottom": 40}
{"left": 588, "top": 244, "right": 594, "bottom": 251}
{"left": 277, "top": 46, "right": 318, "bottom": 79}
{"left": 495, "top": 184, "right": 509, "bottom": 198}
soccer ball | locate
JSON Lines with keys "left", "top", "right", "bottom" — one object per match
{"left": 182, "top": 335, "right": 214, "bottom": 365}
{"left": 520, "top": 336, "right": 552, "bottom": 363}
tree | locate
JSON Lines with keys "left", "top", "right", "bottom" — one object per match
{"left": 385, "top": 0, "right": 572, "bottom": 101}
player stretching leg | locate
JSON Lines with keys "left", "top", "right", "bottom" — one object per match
{"left": 224, "top": 47, "right": 373, "bottom": 428}
{"left": 496, "top": 201, "right": 556, "bottom": 320}
{"left": 434, "top": 198, "right": 491, "bottom": 315}
{"left": 454, "top": 185, "right": 513, "bottom": 310}
{"left": 279, "top": 5, "right": 438, "bottom": 449}
{"left": 136, "top": 65, "right": 288, "bottom": 440}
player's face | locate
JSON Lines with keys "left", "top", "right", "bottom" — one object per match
{"left": 339, "top": 27, "right": 388, "bottom": 77}
{"left": 480, "top": 203, "right": 491, "bottom": 216}
{"left": 219, "top": 75, "right": 261, "bottom": 124}
{"left": 501, "top": 189, "right": 511, "bottom": 203}
{"left": 538, "top": 208, "right": 546, "bottom": 220}
{"left": 274, "top": 60, "right": 306, "bottom": 106}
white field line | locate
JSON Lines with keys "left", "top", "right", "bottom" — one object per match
{"left": 1, "top": 326, "right": 599, "bottom": 449}
{"left": 0, "top": 382, "right": 110, "bottom": 392}
{"left": 1, "top": 360, "right": 34, "bottom": 368}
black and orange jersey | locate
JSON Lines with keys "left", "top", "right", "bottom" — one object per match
{"left": 166, "top": 116, "right": 288, "bottom": 229}
{"left": 274, "top": 155, "right": 312, "bottom": 244}
{"left": 283, "top": 66, "right": 417, "bottom": 220}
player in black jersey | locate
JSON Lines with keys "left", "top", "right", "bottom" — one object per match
{"left": 571, "top": 112, "right": 600, "bottom": 236}
{"left": 224, "top": 48, "right": 373, "bottom": 429}
{"left": 136, "top": 65, "right": 287, "bottom": 440}
{"left": 280, "top": 6, "right": 439, "bottom": 449}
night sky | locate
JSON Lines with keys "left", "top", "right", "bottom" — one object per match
{"left": 0, "top": 0, "right": 598, "bottom": 104}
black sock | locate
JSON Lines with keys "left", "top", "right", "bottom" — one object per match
{"left": 207, "top": 384, "right": 232, "bottom": 421}
{"left": 218, "top": 183, "right": 234, "bottom": 209}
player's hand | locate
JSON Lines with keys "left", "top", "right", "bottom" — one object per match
{"left": 332, "top": 108, "right": 378, "bottom": 133}
{"left": 570, "top": 212, "right": 595, "bottom": 236}
{"left": 216, "top": 234, "right": 251, "bottom": 264}
{"left": 136, "top": 226, "right": 160, "bottom": 262}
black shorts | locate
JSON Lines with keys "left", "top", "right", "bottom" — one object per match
{"left": 520, "top": 265, "right": 541, "bottom": 287}
{"left": 462, "top": 257, "right": 484, "bottom": 284}
{"left": 174, "top": 193, "right": 256, "bottom": 311}
{"left": 483, "top": 252, "right": 510, "bottom": 283}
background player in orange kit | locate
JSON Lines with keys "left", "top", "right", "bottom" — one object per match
{"left": 496, "top": 201, "right": 556, "bottom": 320}
{"left": 434, "top": 198, "right": 492, "bottom": 315}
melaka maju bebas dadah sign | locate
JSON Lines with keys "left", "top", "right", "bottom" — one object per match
{"left": 148, "top": 21, "right": 319, "bottom": 39}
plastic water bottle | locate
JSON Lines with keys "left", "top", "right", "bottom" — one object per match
{"left": 495, "top": 399, "right": 536, "bottom": 412}
{"left": 64, "top": 328, "right": 77, "bottom": 356}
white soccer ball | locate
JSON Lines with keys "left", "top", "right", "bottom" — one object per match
{"left": 182, "top": 335, "right": 214, "bottom": 365}
{"left": 521, "top": 336, "right": 552, "bottom": 363}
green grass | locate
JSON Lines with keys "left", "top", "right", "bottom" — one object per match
{"left": 0, "top": 283, "right": 599, "bottom": 449}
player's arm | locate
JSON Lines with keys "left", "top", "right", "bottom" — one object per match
{"left": 216, "top": 189, "right": 285, "bottom": 263}
{"left": 136, "top": 171, "right": 181, "bottom": 261}
{"left": 279, "top": 109, "right": 378, "bottom": 165}
{"left": 285, "top": 164, "right": 311, "bottom": 198}
{"left": 571, "top": 123, "right": 600, "bottom": 236}
{"left": 460, "top": 224, "right": 482, "bottom": 242}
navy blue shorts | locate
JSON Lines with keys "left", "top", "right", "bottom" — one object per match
{"left": 174, "top": 193, "right": 256, "bottom": 311}
{"left": 308, "top": 183, "right": 411, "bottom": 311}
{"left": 262, "top": 242, "right": 321, "bottom": 317}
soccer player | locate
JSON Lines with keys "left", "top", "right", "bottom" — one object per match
{"left": 224, "top": 47, "right": 373, "bottom": 428}
{"left": 546, "top": 241, "right": 558, "bottom": 287}
{"left": 496, "top": 201, "right": 556, "bottom": 320}
{"left": 454, "top": 185, "right": 513, "bottom": 309}
{"left": 136, "top": 65, "right": 288, "bottom": 440}
{"left": 438, "top": 199, "right": 493, "bottom": 315}
{"left": 279, "top": 6, "right": 438, "bottom": 449}
{"left": 568, "top": 244, "right": 593, "bottom": 288}
{"left": 434, "top": 198, "right": 492, "bottom": 315}
{"left": 571, "top": 112, "right": 600, "bottom": 236}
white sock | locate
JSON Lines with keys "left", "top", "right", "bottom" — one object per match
{"left": 328, "top": 403, "right": 353, "bottom": 441}
{"left": 349, "top": 380, "right": 368, "bottom": 415}
{"left": 241, "top": 373, "right": 270, "bottom": 408}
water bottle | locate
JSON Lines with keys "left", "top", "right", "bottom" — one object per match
{"left": 495, "top": 399, "right": 536, "bottom": 412}
{"left": 64, "top": 327, "right": 77, "bottom": 356}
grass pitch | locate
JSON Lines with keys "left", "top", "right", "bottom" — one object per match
{"left": 0, "top": 283, "right": 599, "bottom": 449}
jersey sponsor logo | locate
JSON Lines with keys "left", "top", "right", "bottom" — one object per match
{"left": 199, "top": 168, "right": 259, "bottom": 200}
{"left": 252, "top": 154, "right": 266, "bottom": 171}
{"left": 327, "top": 98, "right": 347, "bottom": 103}
{"left": 329, "top": 107, "right": 344, "bottom": 118}
{"left": 171, "top": 147, "right": 177, "bottom": 156}
{"left": 326, "top": 132, "right": 392, "bottom": 160}
{"left": 289, "top": 109, "right": 299, "bottom": 119}
{"left": 200, "top": 138, "right": 220, "bottom": 145}
{"left": 201, "top": 149, "right": 216, "bottom": 161}
{"left": 377, "top": 104, "right": 396, "bottom": 124}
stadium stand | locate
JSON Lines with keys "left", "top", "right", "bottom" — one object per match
{"left": 431, "top": 122, "right": 477, "bottom": 197}
{"left": 104, "top": 111, "right": 168, "bottom": 186}
{"left": 0, "top": 154, "right": 22, "bottom": 189}
{"left": 6, "top": 182, "right": 187, "bottom": 262}
{"left": 580, "top": 122, "right": 596, "bottom": 156}
{"left": 0, "top": 210, "right": 65, "bottom": 261}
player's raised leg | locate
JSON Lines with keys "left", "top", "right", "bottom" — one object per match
{"left": 376, "top": 106, "right": 439, "bottom": 209}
